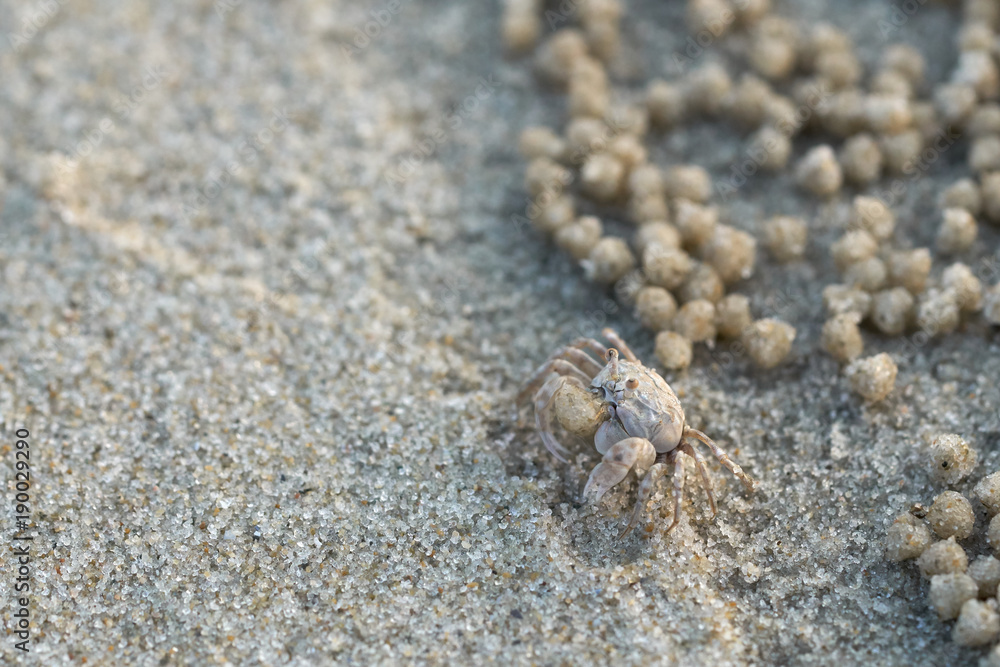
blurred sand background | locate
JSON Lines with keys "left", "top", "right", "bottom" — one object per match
{"left": 1, "top": 0, "right": 999, "bottom": 665}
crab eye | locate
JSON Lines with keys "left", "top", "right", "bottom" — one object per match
{"left": 625, "top": 378, "right": 639, "bottom": 389}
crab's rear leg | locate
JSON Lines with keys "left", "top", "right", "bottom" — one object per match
{"left": 618, "top": 460, "right": 667, "bottom": 539}
{"left": 601, "top": 328, "right": 639, "bottom": 362}
{"left": 532, "top": 375, "right": 580, "bottom": 462}
{"left": 665, "top": 449, "right": 686, "bottom": 533}
{"left": 684, "top": 427, "right": 757, "bottom": 492}
{"left": 516, "top": 339, "right": 608, "bottom": 405}
{"left": 583, "top": 437, "right": 656, "bottom": 503}
{"left": 680, "top": 441, "right": 717, "bottom": 517}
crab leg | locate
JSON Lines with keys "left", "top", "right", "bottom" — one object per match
{"left": 618, "top": 461, "right": 667, "bottom": 539}
{"left": 532, "top": 376, "right": 575, "bottom": 462}
{"left": 680, "top": 441, "right": 717, "bottom": 517}
{"left": 517, "top": 358, "right": 591, "bottom": 406}
{"left": 582, "top": 437, "right": 656, "bottom": 503}
{"left": 516, "top": 338, "right": 608, "bottom": 403}
{"left": 665, "top": 449, "right": 686, "bottom": 533}
{"left": 601, "top": 328, "right": 639, "bottom": 363}
{"left": 683, "top": 427, "right": 757, "bottom": 492}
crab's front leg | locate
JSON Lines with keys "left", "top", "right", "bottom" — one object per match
{"left": 583, "top": 437, "right": 657, "bottom": 503}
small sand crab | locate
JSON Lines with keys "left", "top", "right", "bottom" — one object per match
{"left": 518, "top": 328, "right": 757, "bottom": 538}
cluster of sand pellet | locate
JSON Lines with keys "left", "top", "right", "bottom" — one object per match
{"left": 508, "top": 0, "right": 814, "bottom": 372}
{"left": 885, "top": 434, "right": 1000, "bottom": 655}
{"left": 507, "top": 0, "right": 1000, "bottom": 391}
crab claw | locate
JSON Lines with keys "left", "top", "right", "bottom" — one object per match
{"left": 582, "top": 437, "right": 656, "bottom": 504}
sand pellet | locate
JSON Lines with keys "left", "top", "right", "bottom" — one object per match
{"left": 864, "top": 95, "right": 912, "bottom": 135}
{"left": 952, "top": 50, "right": 999, "bottom": 101}
{"left": 743, "top": 318, "right": 796, "bottom": 369}
{"left": 534, "top": 29, "right": 589, "bottom": 86}
{"left": 715, "top": 294, "right": 752, "bottom": 339}
{"left": 883, "top": 44, "right": 925, "bottom": 88}
{"left": 916, "top": 288, "right": 961, "bottom": 336}
{"left": 927, "top": 491, "right": 975, "bottom": 540}
{"left": 673, "top": 200, "right": 719, "bottom": 249}
{"left": 823, "top": 284, "right": 873, "bottom": 318}
{"left": 627, "top": 164, "right": 663, "bottom": 199}
{"left": 585, "top": 236, "right": 635, "bottom": 284}
{"left": 942, "top": 262, "right": 984, "bottom": 313}
{"left": 880, "top": 130, "right": 924, "bottom": 175}
{"left": 977, "top": 472, "right": 1000, "bottom": 515}
{"left": 655, "top": 330, "right": 693, "bottom": 370}
{"left": 749, "top": 16, "right": 797, "bottom": 81}
{"left": 929, "top": 434, "right": 978, "bottom": 486}
{"left": 917, "top": 537, "right": 969, "bottom": 578}
{"left": 940, "top": 178, "right": 982, "bottom": 215}
{"left": 628, "top": 193, "right": 671, "bottom": 223}
{"left": 886, "top": 513, "right": 933, "bottom": 562}
{"left": 646, "top": 79, "right": 686, "bottom": 129}
{"left": 763, "top": 215, "right": 807, "bottom": 262}
{"left": 968, "top": 104, "right": 1000, "bottom": 138}
{"left": 953, "top": 599, "right": 1000, "bottom": 647}
{"left": 635, "top": 286, "right": 678, "bottom": 331}
{"left": 678, "top": 262, "right": 724, "bottom": 303}
{"left": 796, "top": 145, "right": 843, "bottom": 197}
{"left": 870, "top": 287, "right": 914, "bottom": 336}
{"left": 971, "top": 135, "right": 1000, "bottom": 174}
{"left": 821, "top": 313, "right": 864, "bottom": 362}
{"left": 671, "top": 299, "right": 717, "bottom": 343}
{"left": 724, "top": 73, "right": 773, "bottom": 128}
{"left": 580, "top": 153, "right": 625, "bottom": 202}
{"left": 525, "top": 157, "right": 571, "bottom": 199}
{"left": 747, "top": 125, "right": 792, "bottom": 170}
{"left": 840, "top": 134, "right": 883, "bottom": 186}
{"left": 552, "top": 381, "right": 603, "bottom": 439}
{"left": 519, "top": 126, "right": 565, "bottom": 161}
{"left": 846, "top": 353, "right": 897, "bottom": 402}
{"left": 844, "top": 257, "right": 888, "bottom": 292}
{"left": 937, "top": 208, "right": 978, "bottom": 254}
{"left": 701, "top": 224, "right": 757, "bottom": 284}
{"left": 554, "top": 215, "right": 603, "bottom": 260}
{"left": 634, "top": 221, "right": 681, "bottom": 255}
{"left": 501, "top": 0, "right": 542, "bottom": 54}
{"left": 684, "top": 62, "right": 732, "bottom": 116}
{"left": 849, "top": 196, "right": 895, "bottom": 241}
{"left": 832, "top": 230, "right": 878, "bottom": 272}
{"left": 887, "top": 248, "right": 932, "bottom": 294}
{"left": 968, "top": 556, "right": 1000, "bottom": 598}
{"left": 985, "top": 283, "right": 1000, "bottom": 324}
{"left": 982, "top": 171, "right": 1000, "bottom": 224}
{"left": 935, "top": 83, "right": 978, "bottom": 127}
{"left": 663, "top": 165, "right": 712, "bottom": 204}
{"left": 929, "top": 573, "right": 979, "bottom": 621}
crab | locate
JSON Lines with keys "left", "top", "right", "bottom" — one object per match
{"left": 518, "top": 328, "right": 757, "bottom": 538}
